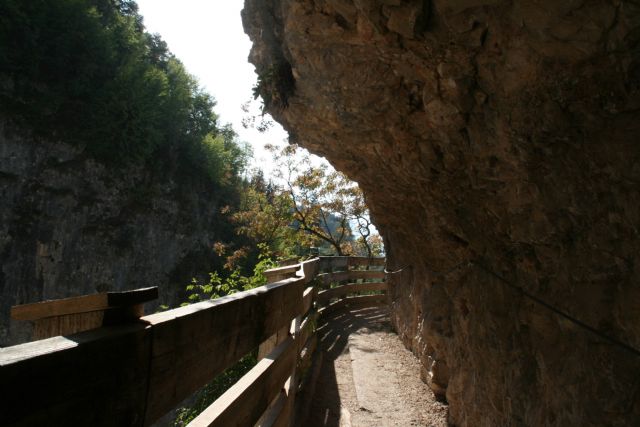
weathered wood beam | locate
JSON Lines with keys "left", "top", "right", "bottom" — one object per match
{"left": 302, "top": 286, "right": 315, "bottom": 315}
{"left": 264, "top": 265, "right": 300, "bottom": 283}
{"left": 347, "top": 257, "right": 386, "bottom": 267}
{"left": 188, "top": 336, "right": 298, "bottom": 427}
{"left": 317, "top": 282, "right": 387, "bottom": 306}
{"left": 316, "top": 270, "right": 385, "bottom": 288}
{"left": 142, "top": 277, "right": 304, "bottom": 424}
{"left": 318, "top": 256, "right": 385, "bottom": 271}
{"left": 255, "top": 391, "right": 287, "bottom": 427}
{"left": 11, "top": 287, "right": 158, "bottom": 321}
{"left": 0, "top": 323, "right": 151, "bottom": 427}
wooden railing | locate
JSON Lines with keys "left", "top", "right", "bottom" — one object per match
{"left": 0, "top": 256, "right": 386, "bottom": 427}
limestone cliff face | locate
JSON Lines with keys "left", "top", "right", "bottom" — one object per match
{"left": 0, "top": 122, "right": 229, "bottom": 346}
{"left": 243, "top": 1, "right": 640, "bottom": 425}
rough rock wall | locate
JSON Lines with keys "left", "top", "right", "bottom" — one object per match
{"left": 0, "top": 122, "right": 227, "bottom": 346}
{"left": 243, "top": 1, "right": 640, "bottom": 425}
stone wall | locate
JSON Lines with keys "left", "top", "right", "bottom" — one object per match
{"left": 0, "top": 122, "right": 228, "bottom": 346}
{"left": 243, "top": 0, "right": 640, "bottom": 425}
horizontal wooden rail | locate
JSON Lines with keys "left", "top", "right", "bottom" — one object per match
{"left": 11, "top": 287, "right": 158, "bottom": 321}
{"left": 0, "top": 322, "right": 151, "bottom": 426}
{"left": 0, "top": 261, "right": 316, "bottom": 427}
{"left": 317, "top": 282, "right": 387, "bottom": 306}
{"left": 349, "top": 257, "right": 385, "bottom": 267}
{"left": 263, "top": 264, "right": 300, "bottom": 283}
{"left": 302, "top": 287, "right": 315, "bottom": 315}
{"left": 257, "top": 391, "right": 287, "bottom": 427}
{"left": 141, "top": 276, "right": 307, "bottom": 423}
{"left": 0, "top": 256, "right": 385, "bottom": 427}
{"left": 189, "top": 336, "right": 298, "bottom": 427}
{"left": 318, "top": 256, "right": 385, "bottom": 271}
{"left": 10, "top": 287, "right": 158, "bottom": 340}
{"left": 316, "top": 270, "right": 385, "bottom": 287}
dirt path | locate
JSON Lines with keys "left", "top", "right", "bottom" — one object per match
{"left": 305, "top": 307, "right": 448, "bottom": 427}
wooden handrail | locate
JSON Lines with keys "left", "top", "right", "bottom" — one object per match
{"left": 189, "top": 336, "right": 298, "bottom": 427}
{"left": 317, "top": 282, "right": 387, "bottom": 305}
{"left": 11, "top": 287, "right": 159, "bottom": 321}
{"left": 10, "top": 287, "right": 158, "bottom": 340}
{"left": 0, "top": 256, "right": 386, "bottom": 427}
{"left": 316, "top": 269, "right": 385, "bottom": 287}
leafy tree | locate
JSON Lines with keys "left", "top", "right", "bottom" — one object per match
{"left": 231, "top": 145, "right": 383, "bottom": 258}
{"left": 231, "top": 177, "right": 298, "bottom": 258}
{"left": 0, "top": 0, "right": 247, "bottom": 187}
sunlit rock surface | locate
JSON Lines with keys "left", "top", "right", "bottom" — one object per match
{"left": 243, "top": 1, "right": 640, "bottom": 425}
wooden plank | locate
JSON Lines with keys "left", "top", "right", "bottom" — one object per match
{"left": 348, "top": 270, "right": 385, "bottom": 281}
{"left": 316, "top": 271, "right": 349, "bottom": 288}
{"left": 273, "top": 288, "right": 309, "bottom": 427}
{"left": 32, "top": 311, "right": 104, "bottom": 340}
{"left": 302, "top": 287, "right": 314, "bottom": 315}
{"left": 318, "top": 256, "right": 385, "bottom": 271}
{"left": 318, "top": 256, "right": 348, "bottom": 272}
{"left": 255, "top": 391, "right": 287, "bottom": 427}
{"left": 296, "top": 333, "right": 318, "bottom": 381}
{"left": 317, "top": 267, "right": 385, "bottom": 286}
{"left": 317, "top": 282, "right": 387, "bottom": 306}
{"left": 106, "top": 287, "right": 159, "bottom": 307}
{"left": 264, "top": 258, "right": 318, "bottom": 285}
{"left": 294, "top": 351, "right": 323, "bottom": 425}
{"left": 264, "top": 264, "right": 300, "bottom": 283}
{"left": 299, "top": 258, "right": 320, "bottom": 284}
{"left": 259, "top": 324, "right": 290, "bottom": 360}
{"left": 272, "top": 377, "right": 294, "bottom": 427}
{"left": 298, "top": 312, "right": 317, "bottom": 352}
{"left": 0, "top": 323, "right": 151, "bottom": 427}
{"left": 347, "top": 257, "right": 386, "bottom": 267}
{"left": 188, "top": 336, "right": 298, "bottom": 427}
{"left": 11, "top": 287, "right": 158, "bottom": 321}
{"left": 142, "top": 277, "right": 304, "bottom": 424}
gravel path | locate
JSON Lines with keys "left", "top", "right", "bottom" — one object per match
{"left": 305, "top": 307, "right": 448, "bottom": 427}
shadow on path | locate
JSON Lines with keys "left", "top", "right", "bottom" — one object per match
{"left": 304, "top": 306, "right": 392, "bottom": 427}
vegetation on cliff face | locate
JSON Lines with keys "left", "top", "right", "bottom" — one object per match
{"left": 0, "top": 0, "right": 247, "bottom": 186}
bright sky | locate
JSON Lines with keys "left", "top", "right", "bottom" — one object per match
{"left": 136, "top": 0, "right": 378, "bottom": 239}
{"left": 136, "top": 0, "right": 290, "bottom": 175}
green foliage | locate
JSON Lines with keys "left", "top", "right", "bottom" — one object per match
{"left": 232, "top": 145, "right": 384, "bottom": 258}
{"left": 252, "top": 62, "right": 295, "bottom": 112}
{"left": 172, "top": 244, "right": 276, "bottom": 424}
{"left": 188, "top": 125, "right": 251, "bottom": 186}
{"left": 173, "top": 352, "right": 257, "bottom": 426}
{"left": 0, "top": 0, "right": 246, "bottom": 186}
{"left": 183, "top": 243, "right": 276, "bottom": 303}
{"left": 231, "top": 178, "right": 300, "bottom": 259}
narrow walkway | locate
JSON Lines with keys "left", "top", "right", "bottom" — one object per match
{"left": 306, "top": 307, "right": 448, "bottom": 426}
